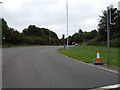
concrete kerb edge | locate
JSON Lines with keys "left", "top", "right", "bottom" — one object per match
{"left": 56, "top": 50, "right": 120, "bottom": 75}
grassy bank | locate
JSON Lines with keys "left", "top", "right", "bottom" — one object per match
{"left": 57, "top": 45, "right": 119, "bottom": 66}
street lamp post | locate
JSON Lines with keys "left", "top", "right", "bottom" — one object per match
{"left": 79, "top": 29, "right": 80, "bottom": 44}
{"left": 66, "top": 0, "right": 68, "bottom": 49}
{"left": 0, "top": 2, "right": 2, "bottom": 90}
{"left": 75, "top": 25, "right": 80, "bottom": 44}
{"left": 49, "top": 30, "right": 51, "bottom": 45}
{"left": 49, "top": 27, "right": 54, "bottom": 45}
{"left": 75, "top": 25, "right": 77, "bottom": 43}
{"left": 84, "top": 32, "right": 85, "bottom": 42}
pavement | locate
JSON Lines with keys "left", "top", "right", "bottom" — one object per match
{"left": 2, "top": 46, "right": 119, "bottom": 88}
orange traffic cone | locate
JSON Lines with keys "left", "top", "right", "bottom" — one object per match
{"left": 94, "top": 50, "right": 103, "bottom": 65}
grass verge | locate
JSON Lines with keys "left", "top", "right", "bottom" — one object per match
{"left": 57, "top": 44, "right": 119, "bottom": 66}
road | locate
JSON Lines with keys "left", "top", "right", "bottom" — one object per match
{"left": 2, "top": 46, "right": 118, "bottom": 88}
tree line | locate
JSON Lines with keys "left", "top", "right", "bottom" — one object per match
{"left": 1, "top": 18, "right": 61, "bottom": 45}
{"left": 1, "top": 6, "right": 119, "bottom": 47}
{"left": 65, "top": 7, "right": 120, "bottom": 47}
{"left": 87, "top": 8, "right": 120, "bottom": 47}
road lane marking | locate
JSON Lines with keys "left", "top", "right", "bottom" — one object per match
{"left": 91, "top": 84, "right": 120, "bottom": 90}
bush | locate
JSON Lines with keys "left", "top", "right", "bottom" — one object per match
{"left": 87, "top": 36, "right": 107, "bottom": 47}
{"left": 87, "top": 36, "right": 120, "bottom": 48}
{"left": 86, "top": 36, "right": 100, "bottom": 46}
{"left": 110, "top": 38, "right": 120, "bottom": 47}
{"left": 22, "top": 36, "right": 34, "bottom": 44}
{"left": 33, "top": 37, "right": 45, "bottom": 45}
{"left": 99, "top": 41, "right": 107, "bottom": 46}
{"left": 51, "top": 38, "right": 61, "bottom": 45}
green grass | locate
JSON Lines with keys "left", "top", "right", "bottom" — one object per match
{"left": 57, "top": 44, "right": 119, "bottom": 66}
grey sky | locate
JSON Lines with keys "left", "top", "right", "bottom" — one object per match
{"left": 0, "top": 0, "right": 119, "bottom": 38}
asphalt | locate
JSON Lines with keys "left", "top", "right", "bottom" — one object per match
{"left": 2, "top": 46, "right": 119, "bottom": 88}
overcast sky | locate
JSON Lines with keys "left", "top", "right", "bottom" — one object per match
{"left": 0, "top": 0, "right": 119, "bottom": 38}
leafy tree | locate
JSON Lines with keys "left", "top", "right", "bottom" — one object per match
{"left": 22, "top": 25, "right": 59, "bottom": 45}
{"left": 21, "top": 36, "right": 34, "bottom": 44}
{"left": 90, "top": 30, "right": 98, "bottom": 39}
{"left": 87, "top": 6, "right": 120, "bottom": 47}
{"left": 98, "top": 10, "right": 107, "bottom": 41}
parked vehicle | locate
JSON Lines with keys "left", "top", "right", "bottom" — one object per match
{"left": 75, "top": 43, "right": 79, "bottom": 46}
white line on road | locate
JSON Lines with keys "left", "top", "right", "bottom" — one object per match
{"left": 91, "top": 84, "right": 120, "bottom": 90}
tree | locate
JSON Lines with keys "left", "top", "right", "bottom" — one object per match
{"left": 98, "top": 8, "right": 119, "bottom": 41}
{"left": 22, "top": 25, "right": 59, "bottom": 45}
{"left": 90, "top": 30, "right": 98, "bottom": 39}
{"left": 98, "top": 10, "right": 107, "bottom": 41}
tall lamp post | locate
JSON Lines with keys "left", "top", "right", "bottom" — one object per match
{"left": 0, "top": 1, "right": 2, "bottom": 44}
{"left": 84, "top": 31, "right": 85, "bottom": 42}
{"left": 49, "top": 30, "right": 51, "bottom": 45}
{"left": 66, "top": 0, "right": 68, "bottom": 49}
{"left": 0, "top": 2, "right": 2, "bottom": 17}
{"left": 49, "top": 27, "right": 54, "bottom": 45}
{"left": 0, "top": 2, "right": 2, "bottom": 90}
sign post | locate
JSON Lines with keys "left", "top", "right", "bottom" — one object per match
{"left": 107, "top": 6, "right": 118, "bottom": 66}
{"left": 107, "top": 7, "right": 110, "bottom": 66}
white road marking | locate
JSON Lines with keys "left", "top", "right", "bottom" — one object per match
{"left": 101, "top": 84, "right": 120, "bottom": 88}
{"left": 57, "top": 49, "right": 119, "bottom": 89}
{"left": 91, "top": 84, "right": 120, "bottom": 90}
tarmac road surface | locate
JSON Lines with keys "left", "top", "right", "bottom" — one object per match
{"left": 2, "top": 46, "right": 119, "bottom": 88}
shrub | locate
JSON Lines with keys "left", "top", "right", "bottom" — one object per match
{"left": 110, "top": 38, "right": 120, "bottom": 47}
{"left": 86, "top": 36, "right": 100, "bottom": 46}
{"left": 22, "top": 36, "right": 34, "bottom": 44}
{"left": 33, "top": 37, "right": 45, "bottom": 45}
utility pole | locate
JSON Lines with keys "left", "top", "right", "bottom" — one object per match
{"left": 66, "top": 0, "right": 68, "bottom": 49}
{"left": 107, "top": 6, "right": 118, "bottom": 66}
{"left": 75, "top": 32, "right": 77, "bottom": 43}
{"left": 84, "top": 32, "right": 85, "bottom": 42}
{"left": 49, "top": 30, "right": 51, "bottom": 45}
{"left": 49, "top": 27, "right": 54, "bottom": 45}
{"left": 0, "top": 2, "right": 2, "bottom": 46}
{"left": 0, "top": 2, "right": 2, "bottom": 90}
{"left": 107, "top": 7, "right": 110, "bottom": 66}
{"left": 79, "top": 30, "right": 80, "bottom": 44}
{"left": 75, "top": 25, "right": 79, "bottom": 43}
{"left": 63, "top": 34, "right": 66, "bottom": 48}
{"left": 118, "top": 1, "right": 120, "bottom": 17}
